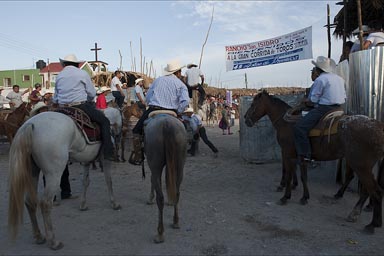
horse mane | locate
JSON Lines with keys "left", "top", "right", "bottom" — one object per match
{"left": 259, "top": 91, "right": 291, "bottom": 111}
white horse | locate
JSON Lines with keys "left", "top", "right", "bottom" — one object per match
{"left": 104, "top": 107, "right": 123, "bottom": 161}
{"left": 8, "top": 111, "right": 121, "bottom": 250}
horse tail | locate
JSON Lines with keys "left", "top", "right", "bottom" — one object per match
{"left": 8, "top": 123, "right": 36, "bottom": 239}
{"left": 164, "top": 123, "right": 179, "bottom": 205}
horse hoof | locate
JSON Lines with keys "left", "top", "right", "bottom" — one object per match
{"left": 276, "top": 186, "right": 284, "bottom": 192}
{"left": 153, "top": 235, "right": 164, "bottom": 243}
{"left": 364, "top": 205, "right": 373, "bottom": 212}
{"left": 112, "top": 203, "right": 122, "bottom": 210}
{"left": 278, "top": 197, "right": 288, "bottom": 205}
{"left": 172, "top": 223, "right": 180, "bottom": 229}
{"left": 363, "top": 225, "right": 375, "bottom": 235}
{"left": 346, "top": 213, "right": 359, "bottom": 223}
{"left": 147, "top": 200, "right": 155, "bottom": 205}
{"left": 334, "top": 193, "right": 342, "bottom": 199}
{"left": 35, "top": 235, "right": 46, "bottom": 245}
{"left": 49, "top": 241, "right": 64, "bottom": 250}
{"left": 79, "top": 204, "right": 88, "bottom": 211}
{"left": 300, "top": 198, "right": 308, "bottom": 205}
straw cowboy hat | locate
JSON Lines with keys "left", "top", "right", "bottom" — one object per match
{"left": 183, "top": 107, "right": 194, "bottom": 113}
{"left": 187, "top": 62, "right": 198, "bottom": 68}
{"left": 43, "top": 88, "right": 54, "bottom": 96}
{"left": 135, "top": 78, "right": 144, "bottom": 85}
{"left": 96, "top": 86, "right": 111, "bottom": 94}
{"left": 59, "top": 54, "right": 82, "bottom": 65}
{"left": 163, "top": 60, "right": 185, "bottom": 76}
{"left": 311, "top": 56, "right": 336, "bottom": 73}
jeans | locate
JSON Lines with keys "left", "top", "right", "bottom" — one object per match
{"left": 294, "top": 105, "right": 339, "bottom": 158}
{"left": 188, "top": 84, "right": 206, "bottom": 107}
{"left": 75, "top": 102, "right": 114, "bottom": 157}
{"left": 112, "top": 91, "right": 125, "bottom": 108}
{"left": 190, "top": 126, "right": 218, "bottom": 154}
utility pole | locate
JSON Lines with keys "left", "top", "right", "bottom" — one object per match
{"left": 245, "top": 73, "right": 248, "bottom": 89}
{"left": 47, "top": 58, "right": 50, "bottom": 89}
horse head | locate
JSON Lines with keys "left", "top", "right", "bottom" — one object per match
{"left": 244, "top": 90, "right": 270, "bottom": 127}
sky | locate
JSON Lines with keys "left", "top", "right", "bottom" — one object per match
{"left": 0, "top": 1, "right": 345, "bottom": 89}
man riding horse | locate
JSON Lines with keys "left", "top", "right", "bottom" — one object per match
{"left": 294, "top": 56, "right": 346, "bottom": 163}
{"left": 53, "top": 54, "right": 115, "bottom": 161}
{"left": 129, "top": 59, "right": 190, "bottom": 165}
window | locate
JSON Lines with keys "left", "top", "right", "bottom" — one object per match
{"left": 23, "top": 75, "right": 30, "bottom": 81}
{"left": 3, "top": 78, "right": 11, "bottom": 87}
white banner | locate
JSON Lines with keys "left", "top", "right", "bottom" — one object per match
{"left": 225, "top": 26, "right": 312, "bottom": 71}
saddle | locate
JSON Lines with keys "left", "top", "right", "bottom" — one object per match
{"left": 284, "top": 105, "right": 344, "bottom": 140}
{"left": 148, "top": 110, "right": 177, "bottom": 118}
{"left": 0, "top": 109, "right": 13, "bottom": 121}
{"left": 308, "top": 108, "right": 344, "bottom": 138}
{"left": 55, "top": 107, "right": 101, "bottom": 143}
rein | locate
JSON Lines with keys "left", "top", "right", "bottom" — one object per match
{"left": 270, "top": 112, "right": 286, "bottom": 126}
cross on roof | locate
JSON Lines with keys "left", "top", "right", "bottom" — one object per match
{"left": 90, "top": 42, "right": 102, "bottom": 62}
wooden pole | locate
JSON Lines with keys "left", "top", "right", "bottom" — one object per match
{"left": 327, "top": 4, "right": 332, "bottom": 58}
{"left": 143, "top": 56, "right": 146, "bottom": 76}
{"left": 342, "top": 0, "right": 347, "bottom": 60}
{"left": 199, "top": 6, "right": 214, "bottom": 68}
{"left": 119, "top": 50, "right": 122, "bottom": 71}
{"left": 149, "top": 60, "right": 153, "bottom": 78}
{"left": 356, "top": 0, "right": 364, "bottom": 50}
{"left": 140, "top": 37, "right": 143, "bottom": 74}
{"left": 130, "top": 41, "right": 134, "bottom": 71}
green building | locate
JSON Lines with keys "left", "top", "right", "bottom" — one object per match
{"left": 0, "top": 69, "right": 43, "bottom": 88}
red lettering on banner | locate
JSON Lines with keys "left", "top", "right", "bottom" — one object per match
{"left": 225, "top": 45, "right": 248, "bottom": 52}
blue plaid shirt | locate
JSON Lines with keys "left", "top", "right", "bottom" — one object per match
{"left": 146, "top": 74, "right": 189, "bottom": 114}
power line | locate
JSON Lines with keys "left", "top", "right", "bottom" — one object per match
{"left": 0, "top": 32, "right": 54, "bottom": 58}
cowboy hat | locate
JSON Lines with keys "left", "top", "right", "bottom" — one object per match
{"left": 96, "top": 86, "right": 111, "bottom": 94}
{"left": 43, "top": 88, "right": 54, "bottom": 95}
{"left": 311, "top": 56, "right": 336, "bottom": 73}
{"left": 183, "top": 107, "right": 194, "bottom": 113}
{"left": 135, "top": 78, "right": 144, "bottom": 85}
{"left": 30, "top": 102, "right": 49, "bottom": 116}
{"left": 163, "top": 59, "right": 185, "bottom": 76}
{"left": 59, "top": 54, "right": 82, "bottom": 65}
{"left": 352, "top": 25, "right": 369, "bottom": 35}
{"left": 187, "top": 62, "right": 198, "bottom": 68}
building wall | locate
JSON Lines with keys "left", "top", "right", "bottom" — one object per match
{"left": 0, "top": 69, "right": 43, "bottom": 88}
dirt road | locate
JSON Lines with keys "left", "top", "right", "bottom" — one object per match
{"left": 0, "top": 120, "right": 383, "bottom": 255}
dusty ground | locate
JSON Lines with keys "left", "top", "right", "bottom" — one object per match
{"left": 1, "top": 119, "right": 384, "bottom": 255}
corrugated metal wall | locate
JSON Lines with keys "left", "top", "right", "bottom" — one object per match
{"left": 348, "top": 47, "right": 384, "bottom": 120}
{"left": 239, "top": 94, "right": 303, "bottom": 163}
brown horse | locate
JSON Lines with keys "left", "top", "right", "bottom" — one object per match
{"left": 244, "top": 91, "right": 384, "bottom": 233}
{"left": 0, "top": 102, "right": 31, "bottom": 144}
{"left": 120, "top": 103, "right": 144, "bottom": 161}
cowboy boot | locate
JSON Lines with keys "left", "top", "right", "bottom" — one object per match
{"left": 129, "top": 134, "right": 143, "bottom": 165}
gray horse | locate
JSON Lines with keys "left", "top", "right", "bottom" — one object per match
{"left": 144, "top": 113, "right": 187, "bottom": 243}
